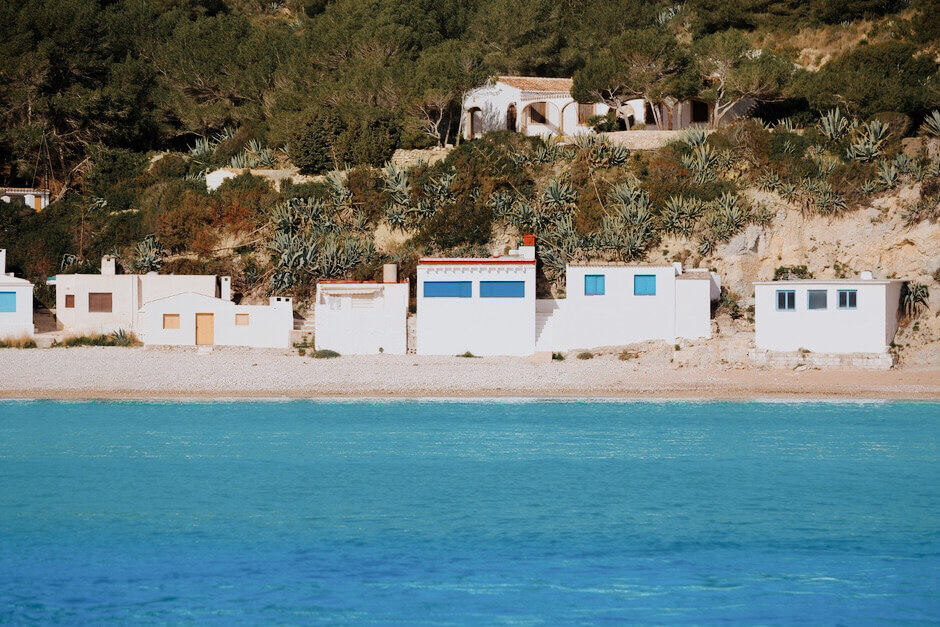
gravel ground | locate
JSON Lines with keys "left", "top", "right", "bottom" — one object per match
{"left": 1, "top": 347, "right": 938, "bottom": 400}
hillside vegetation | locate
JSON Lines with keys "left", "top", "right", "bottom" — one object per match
{"left": 1, "top": 0, "right": 938, "bottom": 321}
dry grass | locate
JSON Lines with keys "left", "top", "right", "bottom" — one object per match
{"left": 0, "top": 334, "right": 37, "bottom": 349}
{"left": 753, "top": 14, "right": 911, "bottom": 70}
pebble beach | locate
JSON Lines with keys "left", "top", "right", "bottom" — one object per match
{"left": 1, "top": 346, "right": 938, "bottom": 400}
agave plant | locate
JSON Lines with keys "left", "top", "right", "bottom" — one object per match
{"left": 229, "top": 151, "right": 251, "bottom": 169}
{"left": 876, "top": 162, "right": 900, "bottom": 189}
{"left": 270, "top": 202, "right": 297, "bottom": 232}
{"left": 326, "top": 172, "right": 352, "bottom": 208}
{"left": 815, "top": 189, "right": 847, "bottom": 216}
{"left": 778, "top": 181, "right": 799, "bottom": 202}
{"left": 816, "top": 108, "right": 854, "bottom": 143}
{"left": 131, "top": 235, "right": 166, "bottom": 273}
{"left": 607, "top": 180, "right": 644, "bottom": 207}
{"left": 381, "top": 162, "right": 412, "bottom": 207}
{"left": 749, "top": 203, "right": 774, "bottom": 226}
{"left": 424, "top": 168, "right": 456, "bottom": 205}
{"left": 385, "top": 203, "right": 407, "bottom": 231}
{"left": 846, "top": 119, "right": 890, "bottom": 162}
{"left": 487, "top": 190, "right": 515, "bottom": 220}
{"left": 681, "top": 143, "right": 719, "bottom": 184}
{"left": 774, "top": 118, "right": 796, "bottom": 133}
{"left": 893, "top": 152, "right": 914, "bottom": 175}
{"left": 922, "top": 110, "right": 940, "bottom": 138}
{"left": 901, "top": 282, "right": 930, "bottom": 318}
{"left": 859, "top": 179, "right": 879, "bottom": 195}
{"left": 681, "top": 127, "right": 708, "bottom": 148}
{"left": 188, "top": 137, "right": 213, "bottom": 161}
{"left": 757, "top": 170, "right": 782, "bottom": 192}
{"left": 541, "top": 179, "right": 577, "bottom": 212}
{"left": 414, "top": 197, "right": 436, "bottom": 219}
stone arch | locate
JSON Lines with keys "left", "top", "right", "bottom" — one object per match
{"left": 521, "top": 101, "right": 561, "bottom": 135}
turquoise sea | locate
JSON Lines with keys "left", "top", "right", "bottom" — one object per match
{"left": 0, "top": 400, "right": 938, "bottom": 623}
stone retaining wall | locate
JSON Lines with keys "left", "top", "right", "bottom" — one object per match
{"left": 748, "top": 349, "right": 895, "bottom": 370}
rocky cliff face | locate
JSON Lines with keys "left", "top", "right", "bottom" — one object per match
{"left": 703, "top": 184, "right": 940, "bottom": 365}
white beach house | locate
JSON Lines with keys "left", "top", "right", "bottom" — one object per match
{"left": 535, "top": 263, "right": 719, "bottom": 352}
{"left": 140, "top": 292, "right": 294, "bottom": 349}
{"left": 417, "top": 237, "right": 537, "bottom": 356}
{"left": 314, "top": 264, "right": 410, "bottom": 355}
{"left": 753, "top": 273, "right": 905, "bottom": 354}
{"left": 0, "top": 249, "right": 35, "bottom": 339}
{"left": 48, "top": 256, "right": 220, "bottom": 336}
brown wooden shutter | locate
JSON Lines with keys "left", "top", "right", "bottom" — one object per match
{"left": 578, "top": 103, "right": 593, "bottom": 124}
{"left": 88, "top": 292, "right": 112, "bottom": 313}
{"left": 65, "top": 294, "right": 75, "bottom": 308}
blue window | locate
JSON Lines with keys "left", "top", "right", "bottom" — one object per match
{"left": 776, "top": 290, "right": 796, "bottom": 311}
{"left": 808, "top": 289, "right": 827, "bottom": 310}
{"left": 634, "top": 274, "right": 656, "bottom": 296}
{"left": 584, "top": 274, "right": 605, "bottom": 296}
{"left": 838, "top": 290, "right": 857, "bottom": 309}
{"left": 480, "top": 281, "right": 525, "bottom": 298}
{"left": 0, "top": 292, "right": 15, "bottom": 313}
{"left": 423, "top": 281, "right": 471, "bottom": 298}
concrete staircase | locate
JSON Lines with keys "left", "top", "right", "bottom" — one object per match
{"left": 291, "top": 314, "right": 315, "bottom": 346}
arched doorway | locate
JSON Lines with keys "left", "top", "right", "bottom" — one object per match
{"left": 691, "top": 100, "right": 710, "bottom": 125}
{"left": 467, "top": 107, "right": 483, "bottom": 138}
{"left": 507, "top": 104, "right": 517, "bottom": 132}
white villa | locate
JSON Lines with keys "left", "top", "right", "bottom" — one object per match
{"left": 754, "top": 274, "right": 905, "bottom": 354}
{"left": 416, "top": 237, "right": 719, "bottom": 356}
{"left": 463, "top": 76, "right": 617, "bottom": 139}
{"left": 536, "top": 263, "right": 719, "bottom": 352}
{"left": 462, "top": 76, "right": 750, "bottom": 140}
{"left": 417, "top": 237, "right": 537, "bottom": 356}
{"left": 141, "top": 292, "right": 293, "bottom": 349}
{"left": 0, "top": 249, "right": 35, "bottom": 339}
{"left": 314, "top": 264, "right": 409, "bottom": 355}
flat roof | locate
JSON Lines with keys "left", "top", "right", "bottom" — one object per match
{"left": 754, "top": 279, "right": 905, "bottom": 285}
{"left": 568, "top": 263, "right": 678, "bottom": 269}
{"left": 419, "top": 257, "right": 536, "bottom": 266}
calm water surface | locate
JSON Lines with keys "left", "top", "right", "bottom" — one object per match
{"left": 0, "top": 400, "right": 938, "bottom": 623}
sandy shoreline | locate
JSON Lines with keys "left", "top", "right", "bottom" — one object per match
{"left": 0, "top": 346, "right": 938, "bottom": 401}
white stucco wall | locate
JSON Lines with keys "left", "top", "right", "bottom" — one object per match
{"left": 0, "top": 250, "right": 34, "bottom": 338}
{"left": 754, "top": 280, "right": 903, "bottom": 353}
{"left": 675, "top": 277, "right": 713, "bottom": 340}
{"left": 53, "top": 266, "right": 217, "bottom": 335}
{"left": 417, "top": 261, "right": 536, "bottom": 356}
{"left": 141, "top": 293, "right": 293, "bottom": 348}
{"left": 314, "top": 282, "right": 409, "bottom": 355}
{"left": 561, "top": 266, "right": 681, "bottom": 349}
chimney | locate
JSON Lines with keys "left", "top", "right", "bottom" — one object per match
{"left": 220, "top": 276, "right": 232, "bottom": 301}
{"left": 101, "top": 255, "right": 116, "bottom": 275}
{"left": 519, "top": 235, "right": 536, "bottom": 260}
{"left": 0, "top": 249, "right": 5, "bottom": 275}
{"left": 673, "top": 261, "right": 683, "bottom": 275}
{"left": 383, "top": 264, "right": 398, "bottom": 283}
{"left": 861, "top": 271, "right": 873, "bottom": 280}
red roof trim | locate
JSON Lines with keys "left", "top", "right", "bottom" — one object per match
{"left": 418, "top": 259, "right": 536, "bottom": 266}
{"left": 318, "top": 279, "right": 409, "bottom": 284}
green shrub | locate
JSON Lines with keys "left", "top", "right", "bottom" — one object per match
{"left": 577, "top": 351, "right": 594, "bottom": 360}
{"left": 552, "top": 352, "right": 565, "bottom": 361}
{"left": 774, "top": 265, "right": 813, "bottom": 280}
{"left": 457, "top": 351, "right": 479, "bottom": 358}
{"left": 60, "top": 330, "right": 141, "bottom": 347}
{"left": 0, "top": 335, "right": 37, "bottom": 348}
{"left": 311, "top": 349, "right": 340, "bottom": 358}
{"left": 618, "top": 350, "right": 638, "bottom": 360}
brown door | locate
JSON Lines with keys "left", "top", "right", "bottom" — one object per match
{"left": 195, "top": 313, "right": 214, "bottom": 345}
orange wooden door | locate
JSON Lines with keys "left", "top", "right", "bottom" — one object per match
{"left": 195, "top": 313, "right": 214, "bottom": 345}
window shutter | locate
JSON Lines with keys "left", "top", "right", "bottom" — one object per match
{"left": 88, "top": 293, "right": 112, "bottom": 313}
